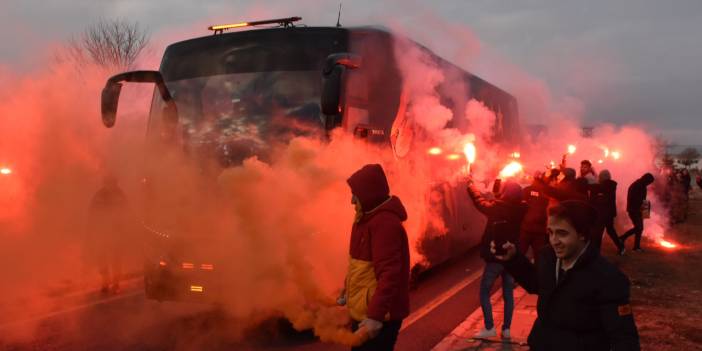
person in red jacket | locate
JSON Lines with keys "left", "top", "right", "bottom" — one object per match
{"left": 342, "top": 164, "right": 410, "bottom": 351}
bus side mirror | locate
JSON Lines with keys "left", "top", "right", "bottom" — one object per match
{"left": 101, "top": 82, "right": 122, "bottom": 128}
{"left": 321, "top": 53, "right": 361, "bottom": 129}
{"left": 100, "top": 70, "right": 176, "bottom": 128}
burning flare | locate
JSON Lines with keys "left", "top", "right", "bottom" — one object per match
{"left": 0, "top": 167, "right": 11, "bottom": 175}
{"left": 463, "top": 143, "right": 476, "bottom": 164}
{"left": 659, "top": 239, "right": 678, "bottom": 249}
{"left": 428, "top": 147, "right": 442, "bottom": 155}
{"left": 611, "top": 151, "right": 621, "bottom": 160}
{"left": 567, "top": 144, "right": 577, "bottom": 155}
{"left": 499, "top": 161, "right": 523, "bottom": 179}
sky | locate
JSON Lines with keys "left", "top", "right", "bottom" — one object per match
{"left": 1, "top": 0, "right": 701, "bottom": 144}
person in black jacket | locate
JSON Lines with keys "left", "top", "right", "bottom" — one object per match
{"left": 620, "top": 173, "right": 655, "bottom": 252}
{"left": 467, "top": 179, "right": 527, "bottom": 340}
{"left": 589, "top": 170, "right": 625, "bottom": 255}
{"left": 536, "top": 168, "right": 588, "bottom": 203}
{"left": 697, "top": 175, "right": 702, "bottom": 190}
{"left": 492, "top": 201, "right": 640, "bottom": 351}
{"left": 520, "top": 172, "right": 550, "bottom": 262}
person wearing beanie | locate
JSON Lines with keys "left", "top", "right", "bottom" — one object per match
{"left": 494, "top": 201, "right": 640, "bottom": 350}
{"left": 467, "top": 178, "right": 527, "bottom": 340}
{"left": 620, "top": 173, "right": 655, "bottom": 252}
{"left": 342, "top": 164, "right": 410, "bottom": 350}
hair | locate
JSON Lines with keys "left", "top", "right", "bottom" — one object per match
{"left": 598, "top": 169, "right": 611, "bottom": 182}
{"left": 563, "top": 168, "right": 577, "bottom": 180}
{"left": 548, "top": 201, "right": 598, "bottom": 240}
{"left": 580, "top": 160, "right": 592, "bottom": 167}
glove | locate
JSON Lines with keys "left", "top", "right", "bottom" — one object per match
{"left": 359, "top": 318, "right": 383, "bottom": 339}
{"left": 336, "top": 289, "right": 347, "bottom": 306}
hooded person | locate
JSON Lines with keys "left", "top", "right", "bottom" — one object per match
{"left": 588, "top": 170, "right": 625, "bottom": 254}
{"left": 342, "top": 164, "right": 410, "bottom": 351}
{"left": 467, "top": 178, "right": 528, "bottom": 340}
{"left": 620, "top": 173, "right": 655, "bottom": 251}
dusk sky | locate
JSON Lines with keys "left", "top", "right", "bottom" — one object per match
{"left": 2, "top": 0, "right": 700, "bottom": 144}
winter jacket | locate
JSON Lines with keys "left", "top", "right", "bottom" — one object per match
{"left": 504, "top": 245, "right": 641, "bottom": 351}
{"left": 467, "top": 183, "right": 527, "bottom": 262}
{"left": 536, "top": 178, "right": 588, "bottom": 203}
{"left": 521, "top": 185, "right": 549, "bottom": 234}
{"left": 589, "top": 180, "right": 618, "bottom": 219}
{"left": 626, "top": 174, "right": 654, "bottom": 213}
{"left": 346, "top": 164, "right": 410, "bottom": 322}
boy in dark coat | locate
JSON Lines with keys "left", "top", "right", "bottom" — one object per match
{"left": 493, "top": 201, "right": 640, "bottom": 350}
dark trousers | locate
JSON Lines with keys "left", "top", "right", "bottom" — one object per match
{"left": 351, "top": 320, "right": 402, "bottom": 351}
{"left": 519, "top": 230, "right": 547, "bottom": 262}
{"left": 592, "top": 215, "right": 623, "bottom": 251}
{"left": 621, "top": 211, "right": 644, "bottom": 249}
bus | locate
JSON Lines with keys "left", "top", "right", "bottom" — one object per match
{"left": 100, "top": 17, "right": 521, "bottom": 302}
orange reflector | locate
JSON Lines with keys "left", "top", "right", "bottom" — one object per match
{"left": 190, "top": 285, "right": 204, "bottom": 292}
{"left": 159, "top": 260, "right": 167, "bottom": 267}
{"left": 200, "top": 263, "right": 214, "bottom": 270}
{"left": 182, "top": 262, "right": 194, "bottom": 269}
{"left": 208, "top": 22, "right": 249, "bottom": 31}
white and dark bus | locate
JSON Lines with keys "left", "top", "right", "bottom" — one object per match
{"left": 101, "top": 17, "right": 521, "bottom": 301}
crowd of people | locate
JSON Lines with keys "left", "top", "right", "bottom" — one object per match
{"left": 657, "top": 167, "right": 696, "bottom": 224}
{"left": 341, "top": 161, "right": 657, "bottom": 350}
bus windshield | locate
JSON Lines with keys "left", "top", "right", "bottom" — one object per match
{"left": 161, "top": 71, "right": 321, "bottom": 159}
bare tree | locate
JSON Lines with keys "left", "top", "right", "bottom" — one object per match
{"left": 65, "top": 19, "right": 149, "bottom": 71}
{"left": 677, "top": 147, "right": 701, "bottom": 168}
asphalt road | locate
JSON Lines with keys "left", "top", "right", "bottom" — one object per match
{"left": 1, "top": 249, "right": 489, "bottom": 351}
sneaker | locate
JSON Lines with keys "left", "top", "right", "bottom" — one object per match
{"left": 618, "top": 247, "right": 626, "bottom": 256}
{"left": 633, "top": 248, "right": 644, "bottom": 253}
{"left": 473, "top": 327, "right": 497, "bottom": 339}
{"left": 501, "top": 329, "right": 511, "bottom": 339}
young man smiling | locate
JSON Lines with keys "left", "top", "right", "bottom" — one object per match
{"left": 493, "top": 201, "right": 640, "bottom": 351}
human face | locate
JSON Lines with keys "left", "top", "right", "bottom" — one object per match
{"left": 548, "top": 216, "right": 587, "bottom": 260}
{"left": 580, "top": 164, "right": 591, "bottom": 176}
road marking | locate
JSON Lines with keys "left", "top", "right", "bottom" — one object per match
{"left": 400, "top": 269, "right": 483, "bottom": 332}
{"left": 0, "top": 290, "right": 144, "bottom": 330}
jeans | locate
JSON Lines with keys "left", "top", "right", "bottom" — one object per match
{"left": 351, "top": 320, "right": 402, "bottom": 351}
{"left": 479, "top": 262, "right": 514, "bottom": 330}
{"left": 621, "top": 211, "right": 644, "bottom": 249}
{"left": 592, "top": 215, "right": 623, "bottom": 251}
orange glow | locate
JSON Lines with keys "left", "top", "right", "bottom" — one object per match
{"left": 200, "top": 263, "right": 214, "bottom": 270}
{"left": 567, "top": 144, "right": 577, "bottom": 155}
{"left": 208, "top": 22, "right": 249, "bottom": 31}
{"left": 659, "top": 239, "right": 678, "bottom": 249}
{"left": 603, "top": 147, "right": 610, "bottom": 158}
{"left": 597, "top": 159, "right": 604, "bottom": 164}
{"left": 190, "top": 285, "right": 204, "bottom": 292}
{"left": 499, "top": 161, "right": 523, "bottom": 178}
{"left": 549, "top": 160, "right": 556, "bottom": 169}
{"left": 446, "top": 153, "right": 462, "bottom": 161}
{"left": 611, "top": 151, "right": 621, "bottom": 160}
{"left": 0, "top": 167, "right": 11, "bottom": 175}
{"left": 428, "top": 147, "right": 442, "bottom": 155}
{"left": 510, "top": 151, "right": 521, "bottom": 159}
{"left": 159, "top": 260, "right": 167, "bottom": 267}
{"left": 182, "top": 262, "right": 194, "bottom": 269}
{"left": 463, "top": 143, "right": 476, "bottom": 164}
